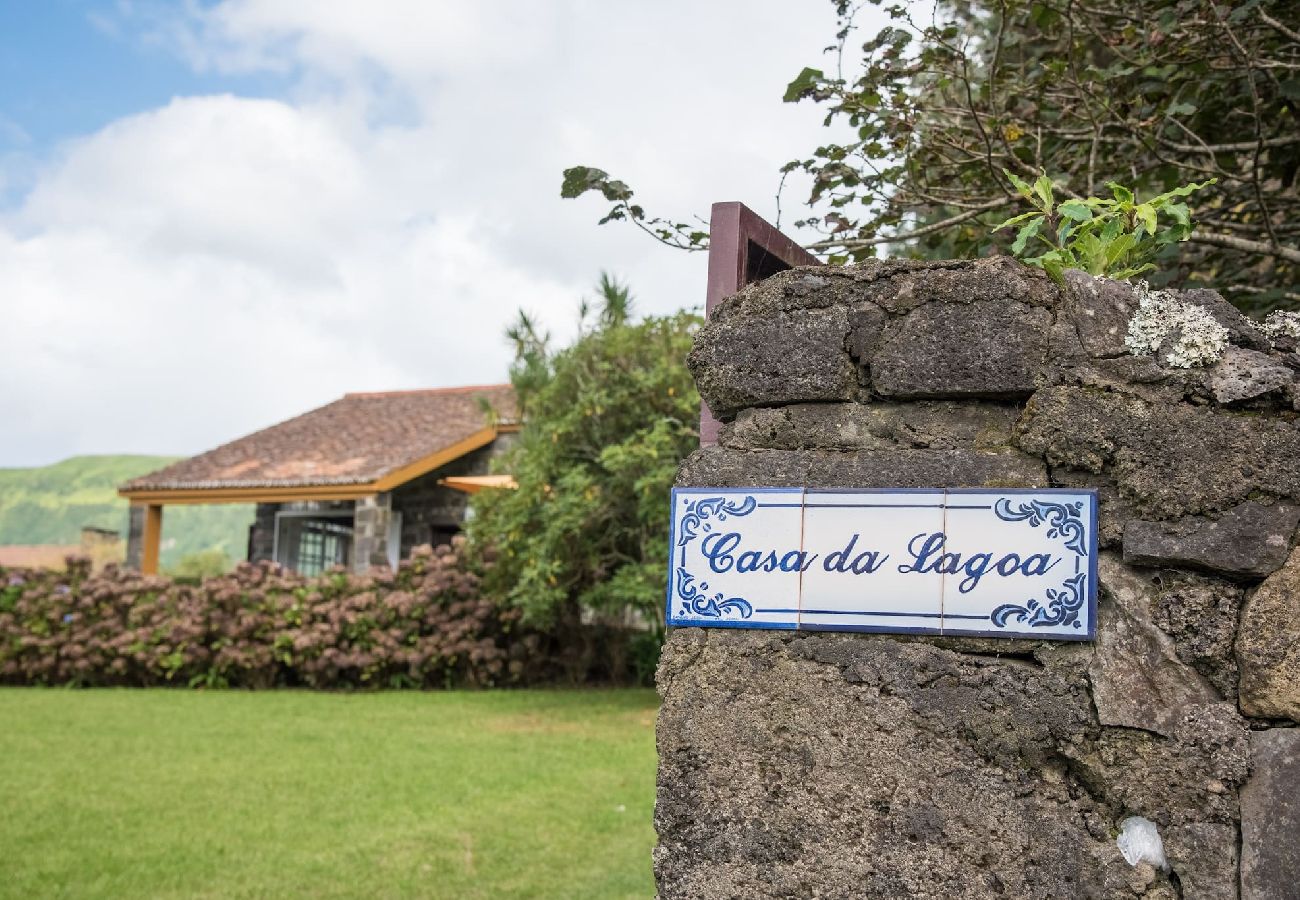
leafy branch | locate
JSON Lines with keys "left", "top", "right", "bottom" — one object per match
{"left": 560, "top": 167, "right": 709, "bottom": 252}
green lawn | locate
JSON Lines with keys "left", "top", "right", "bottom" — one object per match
{"left": 0, "top": 689, "right": 659, "bottom": 899}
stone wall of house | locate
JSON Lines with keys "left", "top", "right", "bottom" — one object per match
{"left": 658, "top": 258, "right": 1300, "bottom": 899}
{"left": 124, "top": 505, "right": 145, "bottom": 570}
{"left": 247, "top": 503, "right": 278, "bottom": 563}
{"left": 391, "top": 434, "right": 517, "bottom": 553}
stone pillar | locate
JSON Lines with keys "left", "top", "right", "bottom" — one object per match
{"left": 352, "top": 492, "right": 392, "bottom": 573}
{"left": 247, "top": 503, "right": 278, "bottom": 563}
{"left": 125, "top": 504, "right": 146, "bottom": 570}
{"left": 656, "top": 258, "right": 1299, "bottom": 899}
{"left": 124, "top": 503, "right": 162, "bottom": 573}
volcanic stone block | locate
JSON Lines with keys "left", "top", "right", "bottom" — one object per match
{"left": 1060, "top": 700, "right": 1249, "bottom": 829}
{"left": 1241, "top": 729, "right": 1300, "bottom": 900}
{"left": 1016, "top": 386, "right": 1300, "bottom": 518}
{"left": 720, "top": 401, "right": 1019, "bottom": 452}
{"left": 688, "top": 306, "right": 856, "bottom": 419}
{"left": 852, "top": 255, "right": 1059, "bottom": 314}
{"left": 871, "top": 300, "right": 1052, "bottom": 399}
{"left": 1164, "top": 823, "right": 1240, "bottom": 900}
{"left": 1090, "top": 554, "right": 1220, "bottom": 737}
{"left": 676, "top": 445, "right": 1048, "bottom": 490}
{"left": 1123, "top": 501, "right": 1300, "bottom": 580}
{"left": 1237, "top": 547, "right": 1300, "bottom": 722}
{"left": 1206, "top": 347, "right": 1294, "bottom": 405}
{"left": 1062, "top": 269, "right": 1140, "bottom": 358}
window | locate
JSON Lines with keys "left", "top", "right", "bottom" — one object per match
{"left": 294, "top": 520, "right": 352, "bottom": 576}
{"left": 273, "top": 512, "right": 353, "bottom": 575}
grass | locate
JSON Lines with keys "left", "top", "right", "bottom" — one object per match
{"left": 0, "top": 688, "right": 659, "bottom": 899}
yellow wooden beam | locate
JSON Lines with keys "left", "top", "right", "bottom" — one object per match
{"left": 372, "top": 426, "right": 499, "bottom": 492}
{"left": 439, "top": 474, "right": 519, "bottom": 494}
{"left": 141, "top": 504, "right": 163, "bottom": 575}
{"left": 120, "top": 484, "right": 377, "bottom": 505}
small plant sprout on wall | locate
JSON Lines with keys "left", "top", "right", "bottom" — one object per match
{"left": 994, "top": 171, "right": 1216, "bottom": 283}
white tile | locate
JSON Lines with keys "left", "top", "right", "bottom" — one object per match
{"left": 668, "top": 488, "right": 805, "bottom": 629}
{"left": 940, "top": 490, "right": 1096, "bottom": 639}
{"left": 797, "top": 490, "right": 946, "bottom": 634}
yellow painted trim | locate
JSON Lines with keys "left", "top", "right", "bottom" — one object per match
{"left": 371, "top": 426, "right": 499, "bottom": 492}
{"left": 119, "top": 485, "right": 376, "bottom": 505}
{"left": 141, "top": 503, "right": 163, "bottom": 575}
{"left": 439, "top": 474, "right": 519, "bottom": 494}
{"left": 118, "top": 426, "right": 501, "bottom": 506}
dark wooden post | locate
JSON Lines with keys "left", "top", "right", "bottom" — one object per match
{"left": 700, "top": 202, "right": 823, "bottom": 445}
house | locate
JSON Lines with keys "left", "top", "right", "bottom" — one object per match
{"left": 0, "top": 527, "right": 123, "bottom": 571}
{"left": 118, "top": 385, "right": 518, "bottom": 575}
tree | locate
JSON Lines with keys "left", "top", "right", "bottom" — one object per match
{"left": 166, "top": 548, "right": 232, "bottom": 580}
{"left": 564, "top": 0, "right": 1299, "bottom": 310}
{"left": 467, "top": 275, "right": 700, "bottom": 637}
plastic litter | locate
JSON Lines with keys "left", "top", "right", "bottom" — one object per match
{"left": 1116, "top": 816, "right": 1168, "bottom": 870}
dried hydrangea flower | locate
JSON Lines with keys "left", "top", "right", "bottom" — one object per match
{"left": 1124, "top": 281, "right": 1228, "bottom": 368}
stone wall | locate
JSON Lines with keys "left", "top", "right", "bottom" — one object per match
{"left": 247, "top": 502, "right": 278, "bottom": 563}
{"left": 658, "top": 258, "right": 1299, "bottom": 899}
{"left": 352, "top": 492, "right": 393, "bottom": 574}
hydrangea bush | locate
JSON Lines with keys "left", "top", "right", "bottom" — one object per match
{"left": 0, "top": 540, "right": 544, "bottom": 689}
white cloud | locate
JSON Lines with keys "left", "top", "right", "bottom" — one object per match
{"left": 0, "top": 0, "right": 876, "bottom": 466}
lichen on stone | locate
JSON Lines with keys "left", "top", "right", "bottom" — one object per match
{"left": 1124, "top": 281, "right": 1229, "bottom": 368}
{"left": 1259, "top": 310, "right": 1300, "bottom": 343}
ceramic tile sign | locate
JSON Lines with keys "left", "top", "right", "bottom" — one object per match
{"left": 666, "top": 488, "right": 1098, "bottom": 640}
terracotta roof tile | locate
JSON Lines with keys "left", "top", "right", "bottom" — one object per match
{"left": 122, "top": 384, "right": 516, "bottom": 492}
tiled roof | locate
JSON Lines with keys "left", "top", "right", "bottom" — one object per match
{"left": 122, "top": 384, "right": 516, "bottom": 492}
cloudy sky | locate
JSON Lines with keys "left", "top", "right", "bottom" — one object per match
{"left": 0, "top": 0, "right": 880, "bottom": 467}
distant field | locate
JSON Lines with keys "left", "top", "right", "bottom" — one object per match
{"left": 0, "top": 688, "right": 658, "bottom": 899}
{"left": 0, "top": 455, "right": 252, "bottom": 569}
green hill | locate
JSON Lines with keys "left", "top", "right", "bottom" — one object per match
{"left": 0, "top": 456, "right": 253, "bottom": 570}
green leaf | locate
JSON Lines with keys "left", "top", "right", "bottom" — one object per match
{"left": 1166, "top": 101, "right": 1197, "bottom": 116}
{"left": 1150, "top": 178, "right": 1217, "bottom": 204}
{"left": 1104, "top": 232, "right": 1138, "bottom": 268}
{"left": 560, "top": 166, "right": 611, "bottom": 199}
{"left": 1157, "top": 224, "right": 1190, "bottom": 244}
{"left": 1011, "top": 218, "right": 1043, "bottom": 255}
{"left": 1057, "top": 200, "right": 1093, "bottom": 222}
{"left": 1163, "top": 202, "right": 1191, "bottom": 228}
{"left": 1135, "top": 203, "right": 1158, "bottom": 237}
{"left": 1111, "top": 263, "right": 1156, "bottom": 280}
{"left": 1033, "top": 174, "right": 1055, "bottom": 210}
{"left": 1004, "top": 169, "right": 1036, "bottom": 202}
{"left": 1107, "top": 182, "right": 1134, "bottom": 206}
{"left": 784, "top": 67, "right": 826, "bottom": 102}
{"left": 993, "top": 211, "right": 1041, "bottom": 231}
{"left": 1037, "top": 253, "right": 1067, "bottom": 284}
